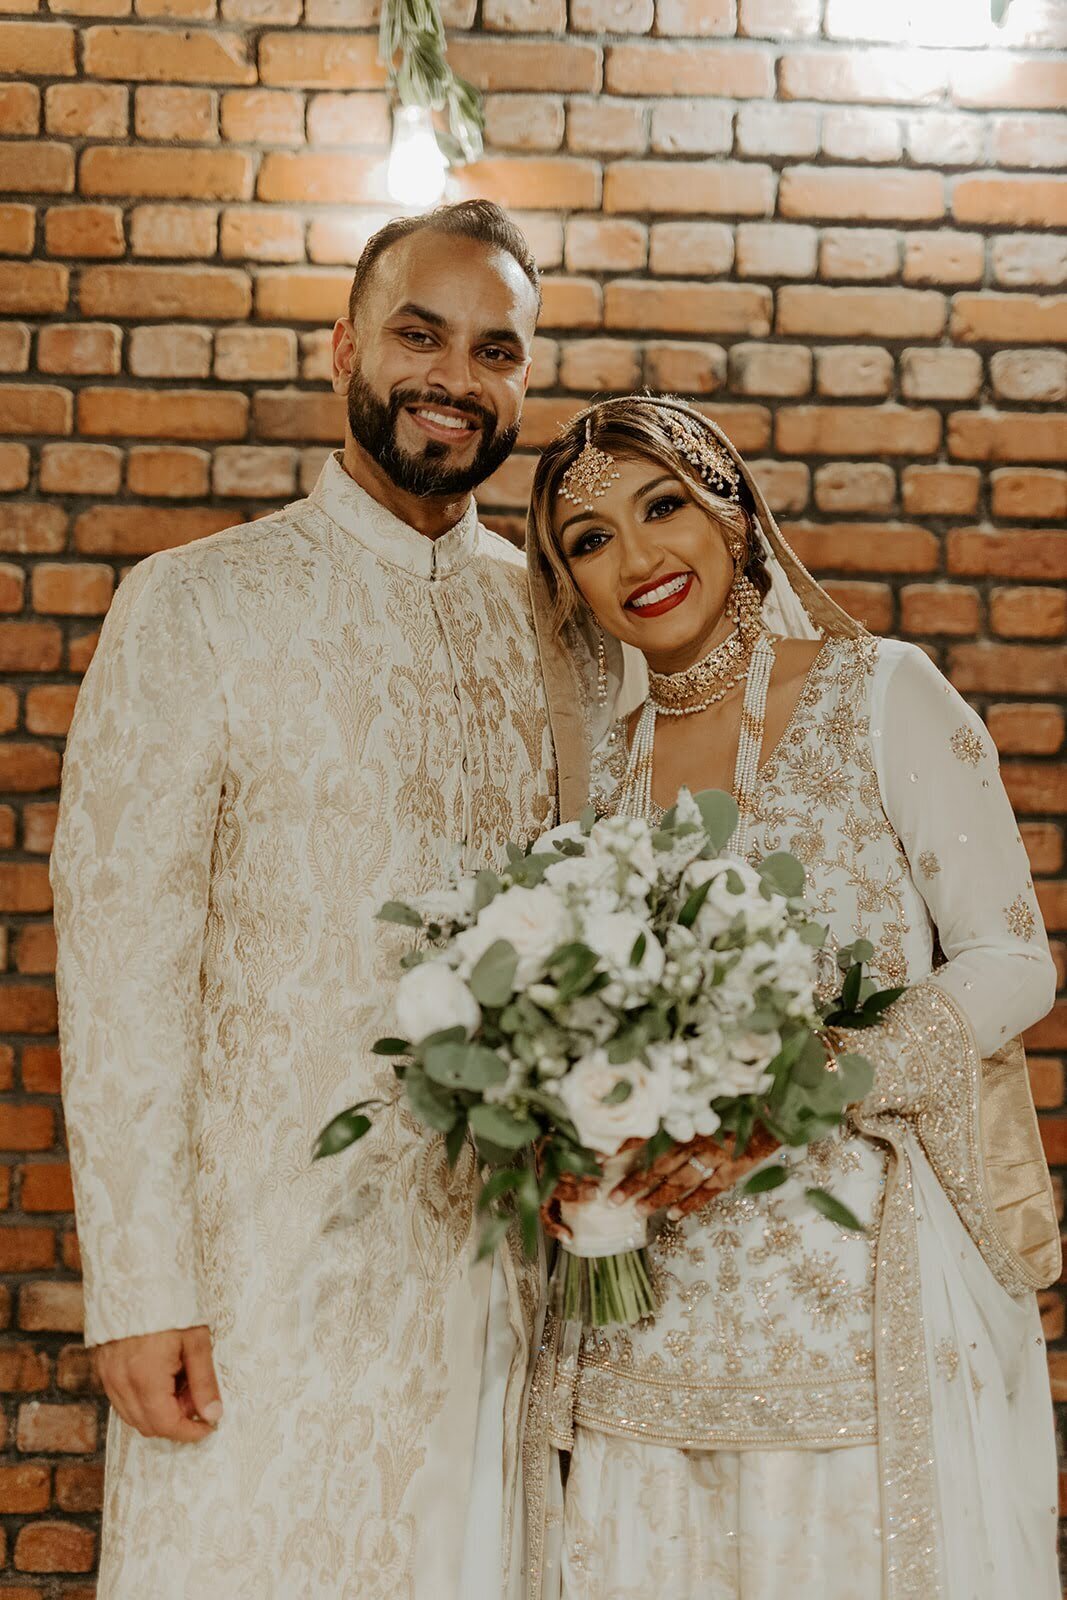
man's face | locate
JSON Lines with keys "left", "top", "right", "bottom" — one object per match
{"left": 333, "top": 231, "right": 538, "bottom": 499}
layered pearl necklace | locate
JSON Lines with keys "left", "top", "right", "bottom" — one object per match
{"left": 619, "top": 631, "right": 776, "bottom": 858}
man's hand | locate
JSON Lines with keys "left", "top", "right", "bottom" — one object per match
{"left": 541, "top": 1128, "right": 782, "bottom": 1242}
{"left": 94, "top": 1325, "right": 223, "bottom": 1443}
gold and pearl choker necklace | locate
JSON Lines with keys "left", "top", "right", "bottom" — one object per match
{"left": 647, "top": 628, "right": 753, "bottom": 712}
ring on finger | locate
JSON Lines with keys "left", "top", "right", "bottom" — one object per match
{"left": 690, "top": 1156, "right": 714, "bottom": 1180}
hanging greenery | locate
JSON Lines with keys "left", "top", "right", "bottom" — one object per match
{"left": 379, "top": 0, "right": 485, "bottom": 166}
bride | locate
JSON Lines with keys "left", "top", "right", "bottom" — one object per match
{"left": 521, "top": 395, "right": 1060, "bottom": 1600}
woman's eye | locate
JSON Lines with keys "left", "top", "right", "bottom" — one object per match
{"left": 646, "top": 494, "right": 684, "bottom": 520}
{"left": 571, "top": 530, "right": 609, "bottom": 558}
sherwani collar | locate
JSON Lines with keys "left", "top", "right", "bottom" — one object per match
{"left": 309, "top": 451, "right": 481, "bottom": 579}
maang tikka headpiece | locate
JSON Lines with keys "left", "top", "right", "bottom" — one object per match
{"left": 662, "top": 409, "right": 741, "bottom": 503}
{"left": 558, "top": 417, "right": 621, "bottom": 514}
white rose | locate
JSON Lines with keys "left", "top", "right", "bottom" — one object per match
{"left": 543, "top": 852, "right": 619, "bottom": 913}
{"left": 409, "top": 880, "right": 476, "bottom": 926}
{"left": 558, "top": 1050, "right": 673, "bottom": 1155}
{"left": 453, "top": 884, "right": 571, "bottom": 989}
{"left": 580, "top": 911, "right": 665, "bottom": 1007}
{"left": 721, "top": 1028, "right": 781, "bottom": 1095}
{"left": 394, "top": 962, "right": 481, "bottom": 1044}
{"left": 682, "top": 857, "right": 774, "bottom": 944}
{"left": 586, "top": 815, "right": 657, "bottom": 881}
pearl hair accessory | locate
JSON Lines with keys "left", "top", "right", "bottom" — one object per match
{"left": 558, "top": 418, "right": 621, "bottom": 513}
{"left": 662, "top": 409, "right": 741, "bottom": 503}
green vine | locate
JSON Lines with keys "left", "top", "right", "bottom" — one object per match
{"left": 379, "top": 0, "right": 485, "bottom": 166}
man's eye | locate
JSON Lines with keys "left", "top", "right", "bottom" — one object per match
{"left": 401, "top": 330, "right": 434, "bottom": 346}
{"left": 481, "top": 347, "right": 515, "bottom": 365}
{"left": 647, "top": 494, "right": 684, "bottom": 519}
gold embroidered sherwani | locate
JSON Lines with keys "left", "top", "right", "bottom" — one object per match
{"left": 51, "top": 452, "right": 554, "bottom": 1599}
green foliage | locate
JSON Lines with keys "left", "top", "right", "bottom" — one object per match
{"left": 805, "top": 1187, "right": 866, "bottom": 1233}
{"left": 377, "top": 900, "right": 423, "bottom": 928}
{"left": 692, "top": 789, "right": 739, "bottom": 850}
{"left": 312, "top": 1105, "right": 375, "bottom": 1161}
{"left": 379, "top": 0, "right": 484, "bottom": 164}
{"left": 469, "top": 940, "right": 519, "bottom": 1007}
{"left": 742, "top": 1164, "right": 788, "bottom": 1196}
{"left": 757, "top": 851, "right": 806, "bottom": 900}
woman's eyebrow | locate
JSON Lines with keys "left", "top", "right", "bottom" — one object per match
{"left": 557, "top": 473, "right": 678, "bottom": 539}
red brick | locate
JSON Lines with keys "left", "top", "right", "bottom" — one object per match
{"left": 644, "top": 340, "right": 726, "bottom": 394}
{"left": 781, "top": 520, "right": 939, "bottom": 574}
{"left": 20, "top": 1165, "right": 74, "bottom": 1214}
{"left": 78, "top": 386, "right": 248, "bottom": 440}
{"left": 1030, "top": 1057, "right": 1065, "bottom": 1111}
{"left": 128, "top": 324, "right": 212, "bottom": 379}
{"left": 32, "top": 564, "right": 114, "bottom": 617}
{"left": 0, "top": 1344, "right": 49, "bottom": 1393}
{"left": 0, "top": 384, "right": 72, "bottom": 436}
{"left": 558, "top": 339, "right": 640, "bottom": 392}
{"left": 485, "top": 92, "right": 565, "bottom": 152}
{"left": 0, "top": 561, "right": 24, "bottom": 610}
{"left": 991, "top": 234, "right": 1066, "bottom": 290}
{"left": 822, "top": 107, "right": 903, "bottom": 164}
{"left": 38, "top": 324, "right": 120, "bottom": 377}
{"left": 1021, "top": 822, "right": 1064, "bottom": 874}
{"left": 0, "top": 624, "right": 62, "bottom": 672}
{"left": 605, "top": 41, "right": 770, "bottom": 97}
{"left": 0, "top": 21, "right": 76, "bottom": 75}
{"left": 1038, "top": 883, "right": 1067, "bottom": 933}
{"left": 126, "top": 444, "right": 210, "bottom": 497}
{"left": 450, "top": 38, "right": 601, "bottom": 94}
{"left": 0, "top": 443, "right": 29, "bottom": 492}
{"left": 654, "top": 0, "right": 733, "bottom": 32}
{"left": 75, "top": 504, "right": 240, "bottom": 556}
{"left": 45, "top": 82, "right": 127, "bottom": 138}
{"left": 20, "top": 1044, "right": 60, "bottom": 1094}
{"left": 571, "top": 0, "right": 652, "bottom": 30}
{"left": 0, "top": 204, "right": 34, "bottom": 257}
{"left": 215, "top": 327, "right": 297, "bottom": 382}
{"left": 747, "top": 458, "right": 809, "bottom": 513}
{"left": 55, "top": 1346, "right": 99, "bottom": 1394}
{"left": 0, "top": 1465, "right": 50, "bottom": 1513}
{"left": 949, "top": 644, "right": 1067, "bottom": 697}
{"left": 903, "top": 231, "right": 984, "bottom": 286}
{"left": 0, "top": 263, "right": 68, "bottom": 316}
{"left": 814, "top": 462, "right": 896, "bottom": 513}
{"left": 18, "top": 1283, "right": 83, "bottom": 1334}
{"left": 256, "top": 151, "right": 386, "bottom": 204}
{"left": 212, "top": 445, "right": 297, "bottom": 499}
{"left": 990, "top": 350, "right": 1067, "bottom": 405}
{"left": 130, "top": 205, "right": 219, "bottom": 260}
{"left": 606, "top": 280, "right": 771, "bottom": 336}
{"left": 781, "top": 165, "right": 942, "bottom": 222}
{"left": 0, "top": 683, "right": 17, "bottom": 732}
{"left": 0, "top": 83, "right": 40, "bottom": 135}
{"left": 0, "top": 323, "right": 30, "bottom": 372}
{"left": 780, "top": 286, "right": 944, "bottom": 339}
{"left": 14, "top": 1520, "right": 94, "bottom": 1573}
{"left": 86, "top": 265, "right": 244, "bottom": 321}
{"left": 0, "top": 864, "right": 51, "bottom": 912}
{"left": 40, "top": 442, "right": 122, "bottom": 496}
{"left": 54, "top": 1463, "right": 104, "bottom": 1513}
{"left": 948, "top": 412, "right": 1066, "bottom": 465}
{"left": 729, "top": 342, "right": 811, "bottom": 396}
{"left": 0, "top": 142, "right": 73, "bottom": 195}
{"left": 953, "top": 174, "right": 1067, "bottom": 228}
{"left": 818, "top": 227, "right": 898, "bottom": 281}
{"left": 84, "top": 24, "right": 254, "bottom": 83}
{"left": 948, "top": 527, "right": 1067, "bottom": 582}
{"left": 992, "top": 113, "right": 1067, "bottom": 170}
{"left": 567, "top": 96, "right": 648, "bottom": 155}
{"left": 820, "top": 579, "right": 893, "bottom": 631}
{"left": 567, "top": 218, "right": 648, "bottom": 274}
{"left": 605, "top": 159, "right": 771, "bottom": 217}
{"left": 734, "top": 221, "right": 817, "bottom": 279}
{"left": 0, "top": 1230, "right": 54, "bottom": 1272}
{"left": 15, "top": 922, "right": 59, "bottom": 969}
{"left": 0, "top": 1107, "right": 54, "bottom": 1155}
{"left": 134, "top": 85, "right": 217, "bottom": 142}
{"left": 988, "top": 704, "right": 1065, "bottom": 757}
{"left": 221, "top": 206, "right": 305, "bottom": 263}
{"left": 0, "top": 986, "right": 58, "bottom": 1031}
{"left": 990, "top": 470, "right": 1067, "bottom": 522}
{"left": 80, "top": 146, "right": 253, "bottom": 202}
{"left": 901, "top": 465, "right": 980, "bottom": 517}
{"left": 735, "top": 101, "right": 818, "bottom": 158}
{"left": 900, "top": 583, "right": 981, "bottom": 637}
{"left": 780, "top": 48, "right": 947, "bottom": 105}
{"left": 650, "top": 99, "right": 733, "bottom": 156}
{"left": 900, "top": 347, "right": 982, "bottom": 401}
{"left": 990, "top": 586, "right": 1067, "bottom": 640}
{"left": 739, "top": 0, "right": 819, "bottom": 35}
{"left": 950, "top": 293, "right": 1066, "bottom": 345}
{"left": 254, "top": 268, "right": 349, "bottom": 323}
{"left": 61, "top": 1232, "right": 81, "bottom": 1273}
{"left": 1027, "top": 1005, "right": 1067, "bottom": 1053}
{"left": 258, "top": 30, "right": 383, "bottom": 89}
{"left": 224, "top": 87, "right": 306, "bottom": 145}
{"left": 814, "top": 345, "right": 894, "bottom": 399}
{"left": 689, "top": 402, "right": 771, "bottom": 454}
{"left": 777, "top": 405, "right": 941, "bottom": 457}
{"left": 44, "top": 204, "right": 125, "bottom": 260}
{"left": 951, "top": 56, "right": 1067, "bottom": 111}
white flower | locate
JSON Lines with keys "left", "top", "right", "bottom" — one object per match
{"left": 408, "top": 880, "right": 476, "bottom": 926}
{"left": 394, "top": 962, "right": 481, "bottom": 1044}
{"left": 721, "top": 1028, "right": 781, "bottom": 1096}
{"left": 543, "top": 852, "right": 619, "bottom": 914}
{"left": 682, "top": 857, "right": 777, "bottom": 944}
{"left": 453, "top": 884, "right": 571, "bottom": 989}
{"left": 586, "top": 815, "right": 657, "bottom": 881}
{"left": 761, "top": 927, "right": 819, "bottom": 1017}
{"left": 558, "top": 1050, "right": 673, "bottom": 1155}
{"left": 580, "top": 911, "right": 665, "bottom": 1007}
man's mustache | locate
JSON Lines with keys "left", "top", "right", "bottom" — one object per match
{"left": 389, "top": 387, "right": 497, "bottom": 432}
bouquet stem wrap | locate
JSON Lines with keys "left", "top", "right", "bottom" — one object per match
{"left": 555, "top": 1150, "right": 658, "bottom": 1328}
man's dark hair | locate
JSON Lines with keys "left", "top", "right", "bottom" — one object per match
{"left": 347, "top": 199, "right": 542, "bottom": 322}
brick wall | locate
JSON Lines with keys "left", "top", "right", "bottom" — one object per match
{"left": 0, "top": 0, "right": 1065, "bottom": 1587}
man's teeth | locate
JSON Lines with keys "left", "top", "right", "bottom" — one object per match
{"left": 630, "top": 574, "right": 690, "bottom": 609}
{"left": 415, "top": 409, "right": 472, "bottom": 432}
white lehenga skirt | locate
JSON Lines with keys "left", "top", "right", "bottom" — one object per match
{"left": 561, "top": 1433, "right": 883, "bottom": 1600}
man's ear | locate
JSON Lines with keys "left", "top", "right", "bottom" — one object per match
{"left": 521, "top": 355, "right": 533, "bottom": 397}
{"left": 331, "top": 317, "right": 355, "bottom": 395}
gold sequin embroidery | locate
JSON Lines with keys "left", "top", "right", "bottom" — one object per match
{"left": 950, "top": 725, "right": 985, "bottom": 766}
{"left": 1005, "top": 894, "right": 1037, "bottom": 942}
{"left": 917, "top": 851, "right": 941, "bottom": 878}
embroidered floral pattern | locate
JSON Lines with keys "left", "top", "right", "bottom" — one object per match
{"left": 917, "top": 850, "right": 941, "bottom": 878}
{"left": 950, "top": 726, "right": 986, "bottom": 767}
{"left": 1005, "top": 895, "right": 1037, "bottom": 942}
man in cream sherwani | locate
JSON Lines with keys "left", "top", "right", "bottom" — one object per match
{"left": 51, "top": 199, "right": 555, "bottom": 1599}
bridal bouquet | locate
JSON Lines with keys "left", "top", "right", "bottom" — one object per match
{"left": 316, "top": 790, "right": 900, "bottom": 1327}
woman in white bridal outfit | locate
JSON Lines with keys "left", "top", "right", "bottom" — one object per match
{"left": 520, "top": 395, "right": 1060, "bottom": 1600}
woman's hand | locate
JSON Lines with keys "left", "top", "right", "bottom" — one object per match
{"left": 539, "top": 1127, "right": 782, "bottom": 1242}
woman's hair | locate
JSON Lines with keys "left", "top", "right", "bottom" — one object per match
{"left": 529, "top": 398, "right": 771, "bottom": 635}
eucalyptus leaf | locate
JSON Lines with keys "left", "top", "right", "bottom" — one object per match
{"left": 468, "top": 1102, "right": 540, "bottom": 1150}
{"left": 469, "top": 939, "right": 519, "bottom": 1007}
{"left": 423, "top": 1041, "right": 508, "bottom": 1092}
{"left": 579, "top": 804, "right": 597, "bottom": 834}
{"left": 312, "top": 1108, "right": 372, "bottom": 1161}
{"left": 757, "top": 851, "right": 806, "bottom": 900}
{"left": 475, "top": 1212, "right": 511, "bottom": 1261}
{"left": 404, "top": 1066, "right": 459, "bottom": 1133}
{"left": 692, "top": 789, "right": 739, "bottom": 851}
{"left": 377, "top": 900, "right": 423, "bottom": 928}
{"left": 806, "top": 1187, "right": 866, "bottom": 1233}
{"left": 473, "top": 869, "right": 503, "bottom": 913}
{"left": 742, "top": 1163, "right": 789, "bottom": 1195}
{"left": 601, "top": 1078, "right": 633, "bottom": 1105}
{"left": 678, "top": 877, "right": 713, "bottom": 929}
{"left": 477, "top": 1167, "right": 526, "bottom": 1212}
{"left": 798, "top": 920, "right": 828, "bottom": 948}
{"left": 371, "top": 1036, "right": 411, "bottom": 1056}
{"left": 444, "top": 1117, "right": 468, "bottom": 1167}
{"left": 832, "top": 1051, "right": 874, "bottom": 1102}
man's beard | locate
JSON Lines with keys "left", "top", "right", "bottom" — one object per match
{"left": 346, "top": 368, "right": 520, "bottom": 498}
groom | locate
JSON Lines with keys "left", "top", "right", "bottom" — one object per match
{"left": 52, "top": 200, "right": 554, "bottom": 1599}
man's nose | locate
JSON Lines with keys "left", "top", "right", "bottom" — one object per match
{"left": 425, "top": 344, "right": 481, "bottom": 399}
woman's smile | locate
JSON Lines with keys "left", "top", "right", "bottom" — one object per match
{"left": 625, "top": 571, "right": 695, "bottom": 618}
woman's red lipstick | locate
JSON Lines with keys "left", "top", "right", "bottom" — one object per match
{"left": 625, "top": 572, "right": 694, "bottom": 619}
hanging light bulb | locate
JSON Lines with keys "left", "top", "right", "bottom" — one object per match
{"left": 386, "top": 104, "right": 448, "bottom": 209}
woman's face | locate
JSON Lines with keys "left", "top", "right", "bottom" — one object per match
{"left": 552, "top": 455, "right": 737, "bottom": 673}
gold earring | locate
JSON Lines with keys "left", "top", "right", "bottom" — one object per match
{"left": 596, "top": 627, "right": 608, "bottom": 707}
